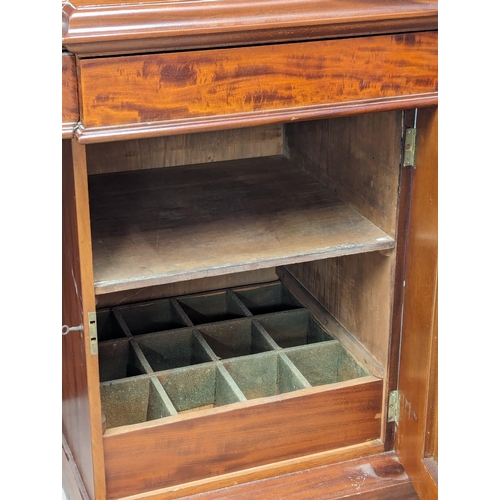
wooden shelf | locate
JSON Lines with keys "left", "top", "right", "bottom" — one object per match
{"left": 89, "top": 156, "right": 394, "bottom": 294}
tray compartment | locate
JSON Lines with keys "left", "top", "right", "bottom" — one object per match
{"left": 113, "top": 298, "right": 188, "bottom": 336}
{"left": 103, "top": 376, "right": 383, "bottom": 498}
{"left": 97, "top": 309, "right": 126, "bottom": 341}
{"left": 101, "top": 376, "right": 174, "bottom": 429}
{"left": 233, "top": 282, "right": 302, "bottom": 315}
{"left": 256, "top": 309, "right": 335, "bottom": 348}
{"left": 223, "top": 351, "right": 310, "bottom": 400}
{"left": 285, "top": 342, "right": 369, "bottom": 386}
{"left": 98, "top": 339, "right": 148, "bottom": 382}
{"left": 99, "top": 280, "right": 383, "bottom": 498}
{"left": 135, "top": 328, "right": 214, "bottom": 372}
{"left": 157, "top": 363, "right": 245, "bottom": 413}
{"left": 196, "top": 318, "right": 275, "bottom": 360}
{"left": 177, "top": 290, "right": 250, "bottom": 325}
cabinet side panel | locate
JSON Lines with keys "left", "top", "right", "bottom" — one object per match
{"left": 285, "top": 111, "right": 403, "bottom": 367}
{"left": 286, "top": 111, "right": 402, "bottom": 237}
{"left": 62, "top": 139, "right": 106, "bottom": 499}
{"left": 285, "top": 254, "right": 393, "bottom": 368}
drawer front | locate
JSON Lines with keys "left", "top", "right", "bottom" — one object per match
{"left": 78, "top": 32, "right": 437, "bottom": 141}
{"left": 62, "top": 53, "right": 79, "bottom": 137}
{"left": 103, "top": 378, "right": 383, "bottom": 499}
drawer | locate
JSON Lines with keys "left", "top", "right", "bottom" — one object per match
{"left": 77, "top": 32, "right": 437, "bottom": 142}
{"left": 98, "top": 282, "right": 383, "bottom": 498}
{"left": 62, "top": 53, "right": 78, "bottom": 137}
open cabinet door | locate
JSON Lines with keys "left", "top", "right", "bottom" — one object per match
{"left": 62, "top": 139, "right": 106, "bottom": 500}
{"left": 396, "top": 107, "right": 438, "bottom": 499}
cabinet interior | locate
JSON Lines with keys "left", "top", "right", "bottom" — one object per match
{"left": 86, "top": 110, "right": 404, "bottom": 490}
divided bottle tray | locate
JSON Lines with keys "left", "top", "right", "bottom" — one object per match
{"left": 97, "top": 281, "right": 383, "bottom": 498}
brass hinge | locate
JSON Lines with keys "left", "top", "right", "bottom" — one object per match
{"left": 388, "top": 390, "right": 400, "bottom": 423}
{"left": 88, "top": 311, "right": 98, "bottom": 355}
{"left": 403, "top": 128, "right": 417, "bottom": 168}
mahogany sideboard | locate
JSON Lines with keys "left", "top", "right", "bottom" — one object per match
{"left": 62, "top": 1, "right": 438, "bottom": 499}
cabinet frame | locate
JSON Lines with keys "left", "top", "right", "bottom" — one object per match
{"left": 62, "top": 3, "right": 438, "bottom": 498}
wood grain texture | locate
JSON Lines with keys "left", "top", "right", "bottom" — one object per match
{"left": 88, "top": 156, "right": 395, "bottom": 295}
{"left": 396, "top": 107, "right": 438, "bottom": 500}
{"left": 114, "top": 441, "right": 385, "bottom": 500}
{"left": 62, "top": 53, "right": 78, "bottom": 137}
{"left": 63, "top": 440, "right": 89, "bottom": 500}
{"left": 86, "top": 125, "right": 283, "bottom": 175}
{"left": 103, "top": 378, "right": 383, "bottom": 498}
{"left": 286, "top": 111, "right": 403, "bottom": 238}
{"left": 63, "top": 0, "right": 437, "bottom": 57}
{"left": 277, "top": 266, "right": 384, "bottom": 379}
{"left": 173, "top": 452, "right": 418, "bottom": 500}
{"left": 62, "top": 139, "right": 106, "bottom": 500}
{"left": 384, "top": 110, "right": 416, "bottom": 450}
{"left": 284, "top": 111, "right": 403, "bottom": 368}
{"left": 424, "top": 292, "right": 438, "bottom": 465}
{"left": 286, "top": 253, "right": 394, "bottom": 370}
{"left": 96, "top": 269, "right": 278, "bottom": 309}
{"left": 77, "top": 32, "right": 437, "bottom": 140}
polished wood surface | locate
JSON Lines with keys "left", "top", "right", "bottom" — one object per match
{"left": 384, "top": 110, "right": 416, "bottom": 450}
{"left": 63, "top": 0, "right": 437, "bottom": 57}
{"left": 107, "top": 442, "right": 385, "bottom": 499}
{"left": 396, "top": 107, "right": 438, "bottom": 499}
{"left": 62, "top": 139, "right": 106, "bottom": 499}
{"left": 173, "top": 452, "right": 418, "bottom": 500}
{"left": 62, "top": 0, "right": 438, "bottom": 497}
{"left": 63, "top": 435, "right": 90, "bottom": 500}
{"left": 88, "top": 156, "right": 394, "bottom": 294}
{"left": 77, "top": 32, "right": 437, "bottom": 142}
{"left": 62, "top": 53, "right": 78, "bottom": 138}
{"left": 103, "top": 378, "right": 382, "bottom": 498}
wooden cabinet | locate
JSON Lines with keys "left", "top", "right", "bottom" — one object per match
{"left": 62, "top": 1, "right": 438, "bottom": 499}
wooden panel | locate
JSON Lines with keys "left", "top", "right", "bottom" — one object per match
{"left": 284, "top": 111, "right": 403, "bottom": 367}
{"left": 62, "top": 139, "right": 106, "bottom": 500}
{"left": 88, "top": 156, "right": 394, "bottom": 294}
{"left": 77, "top": 32, "right": 437, "bottom": 141}
{"left": 286, "top": 253, "right": 394, "bottom": 368}
{"left": 62, "top": 53, "right": 79, "bottom": 137}
{"left": 86, "top": 125, "right": 283, "bottom": 175}
{"left": 286, "top": 111, "right": 403, "bottom": 238}
{"left": 384, "top": 112, "right": 416, "bottom": 450}
{"left": 103, "top": 378, "right": 383, "bottom": 498}
{"left": 63, "top": 0, "right": 437, "bottom": 57}
{"left": 115, "top": 441, "right": 385, "bottom": 499}
{"left": 396, "top": 107, "right": 438, "bottom": 499}
{"left": 278, "top": 266, "right": 384, "bottom": 379}
{"left": 63, "top": 436, "right": 90, "bottom": 500}
{"left": 173, "top": 452, "right": 418, "bottom": 500}
{"left": 96, "top": 269, "right": 278, "bottom": 309}
{"left": 424, "top": 294, "right": 438, "bottom": 464}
